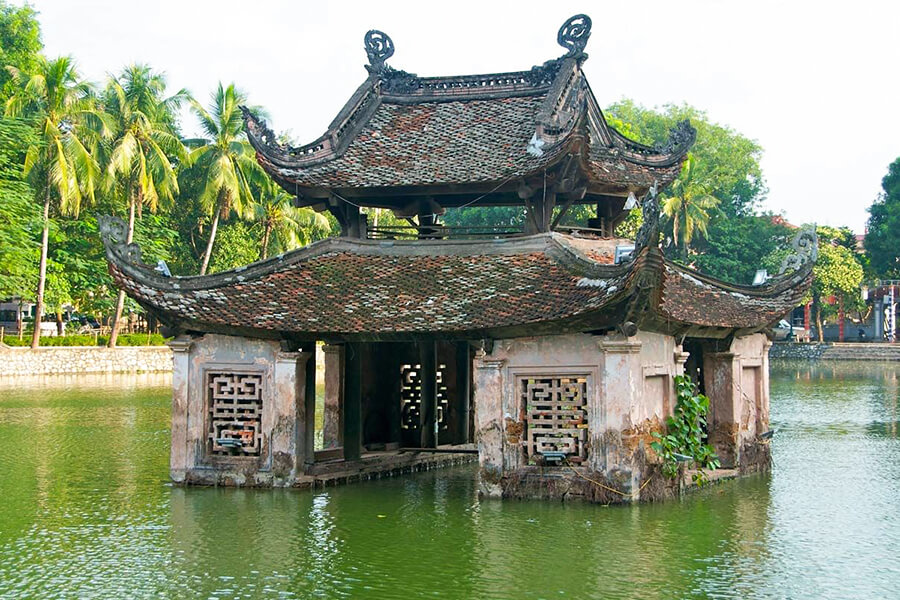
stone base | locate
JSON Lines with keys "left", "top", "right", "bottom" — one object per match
{"left": 177, "top": 448, "right": 477, "bottom": 489}
{"left": 487, "top": 458, "right": 767, "bottom": 505}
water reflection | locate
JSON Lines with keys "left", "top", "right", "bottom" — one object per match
{"left": 1, "top": 365, "right": 899, "bottom": 599}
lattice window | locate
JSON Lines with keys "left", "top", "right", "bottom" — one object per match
{"left": 400, "top": 363, "right": 449, "bottom": 430}
{"left": 207, "top": 372, "right": 263, "bottom": 456}
{"left": 522, "top": 376, "right": 588, "bottom": 459}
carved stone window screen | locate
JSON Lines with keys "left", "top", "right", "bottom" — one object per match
{"left": 520, "top": 375, "right": 588, "bottom": 459}
{"left": 400, "top": 363, "right": 449, "bottom": 430}
{"left": 207, "top": 372, "right": 263, "bottom": 456}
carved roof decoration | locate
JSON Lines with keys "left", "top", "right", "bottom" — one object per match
{"left": 100, "top": 215, "right": 814, "bottom": 342}
{"left": 240, "top": 14, "right": 696, "bottom": 204}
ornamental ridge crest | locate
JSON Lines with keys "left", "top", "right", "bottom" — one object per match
{"left": 557, "top": 14, "right": 592, "bottom": 59}
{"left": 778, "top": 226, "right": 819, "bottom": 275}
{"left": 98, "top": 215, "right": 143, "bottom": 265}
{"left": 365, "top": 29, "right": 394, "bottom": 74}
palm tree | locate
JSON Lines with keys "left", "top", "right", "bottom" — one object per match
{"left": 249, "top": 175, "right": 330, "bottom": 259}
{"left": 4, "top": 56, "right": 109, "bottom": 348}
{"left": 186, "top": 83, "right": 262, "bottom": 275}
{"left": 662, "top": 154, "right": 721, "bottom": 257}
{"left": 103, "top": 64, "right": 188, "bottom": 347}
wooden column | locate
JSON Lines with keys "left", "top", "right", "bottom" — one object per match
{"left": 455, "top": 341, "right": 471, "bottom": 444}
{"left": 343, "top": 342, "right": 363, "bottom": 461}
{"left": 302, "top": 345, "right": 317, "bottom": 465}
{"left": 419, "top": 341, "right": 437, "bottom": 448}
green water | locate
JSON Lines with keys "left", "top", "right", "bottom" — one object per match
{"left": 1, "top": 364, "right": 899, "bottom": 599}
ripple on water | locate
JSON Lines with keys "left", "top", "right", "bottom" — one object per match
{"left": 1, "top": 364, "right": 900, "bottom": 599}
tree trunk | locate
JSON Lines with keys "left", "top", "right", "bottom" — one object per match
{"left": 815, "top": 302, "right": 825, "bottom": 343}
{"left": 30, "top": 187, "right": 51, "bottom": 349}
{"left": 261, "top": 221, "right": 272, "bottom": 260}
{"left": 108, "top": 192, "right": 137, "bottom": 348}
{"left": 55, "top": 311, "right": 63, "bottom": 336}
{"left": 199, "top": 209, "right": 220, "bottom": 275}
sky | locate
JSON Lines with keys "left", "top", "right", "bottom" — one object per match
{"left": 24, "top": 0, "right": 900, "bottom": 233}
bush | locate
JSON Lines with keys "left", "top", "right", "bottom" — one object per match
{"left": 1, "top": 333, "right": 169, "bottom": 347}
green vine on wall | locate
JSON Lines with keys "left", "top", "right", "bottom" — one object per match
{"left": 651, "top": 374, "right": 720, "bottom": 486}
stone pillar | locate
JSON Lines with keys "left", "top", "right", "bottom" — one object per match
{"left": 674, "top": 345, "right": 690, "bottom": 377}
{"left": 758, "top": 340, "right": 772, "bottom": 435}
{"left": 168, "top": 337, "right": 193, "bottom": 483}
{"left": 473, "top": 351, "right": 506, "bottom": 497}
{"left": 597, "top": 336, "right": 643, "bottom": 493}
{"left": 703, "top": 351, "right": 741, "bottom": 468}
{"left": 322, "top": 344, "right": 344, "bottom": 449}
{"left": 271, "top": 351, "right": 306, "bottom": 483}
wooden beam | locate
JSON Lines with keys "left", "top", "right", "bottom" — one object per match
{"left": 343, "top": 342, "right": 362, "bottom": 460}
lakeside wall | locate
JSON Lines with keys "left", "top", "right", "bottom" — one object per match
{"left": 770, "top": 342, "right": 900, "bottom": 361}
{"left": 0, "top": 345, "right": 173, "bottom": 376}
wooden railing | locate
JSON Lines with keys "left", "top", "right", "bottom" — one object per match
{"left": 366, "top": 224, "right": 525, "bottom": 240}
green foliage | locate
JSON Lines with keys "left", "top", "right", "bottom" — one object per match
{"left": 605, "top": 100, "right": 767, "bottom": 217}
{"left": 0, "top": 117, "right": 40, "bottom": 298}
{"left": 443, "top": 206, "right": 525, "bottom": 229}
{"left": 663, "top": 153, "right": 721, "bottom": 254}
{"left": 695, "top": 215, "right": 793, "bottom": 284}
{"left": 207, "top": 220, "right": 260, "bottom": 273}
{"left": 0, "top": 1, "right": 42, "bottom": 103}
{"left": 614, "top": 208, "right": 642, "bottom": 239}
{"left": 865, "top": 158, "right": 900, "bottom": 277}
{"left": 185, "top": 83, "right": 264, "bottom": 274}
{"left": 2, "top": 333, "right": 167, "bottom": 346}
{"left": 650, "top": 375, "right": 720, "bottom": 486}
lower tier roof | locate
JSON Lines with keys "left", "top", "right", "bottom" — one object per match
{"left": 99, "top": 217, "right": 813, "bottom": 342}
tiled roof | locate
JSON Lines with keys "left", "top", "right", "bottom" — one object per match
{"left": 101, "top": 225, "right": 809, "bottom": 341}
{"left": 265, "top": 95, "right": 556, "bottom": 188}
{"left": 244, "top": 62, "right": 693, "bottom": 193}
{"left": 659, "top": 264, "right": 812, "bottom": 330}
{"left": 108, "top": 235, "right": 628, "bottom": 338}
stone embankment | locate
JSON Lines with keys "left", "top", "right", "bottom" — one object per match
{"left": 770, "top": 342, "right": 900, "bottom": 361}
{"left": 0, "top": 345, "right": 173, "bottom": 376}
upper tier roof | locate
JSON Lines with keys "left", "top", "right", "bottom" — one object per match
{"left": 240, "top": 15, "right": 695, "bottom": 205}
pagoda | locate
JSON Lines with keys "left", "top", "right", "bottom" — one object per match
{"left": 100, "top": 15, "right": 815, "bottom": 502}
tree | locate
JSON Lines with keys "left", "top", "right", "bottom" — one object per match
{"left": 693, "top": 215, "right": 792, "bottom": 284}
{"left": 4, "top": 56, "right": 109, "bottom": 347}
{"left": 605, "top": 100, "right": 767, "bottom": 217}
{"left": 0, "top": 1, "right": 41, "bottom": 104}
{"left": 185, "top": 83, "right": 262, "bottom": 275}
{"left": 809, "top": 241, "right": 864, "bottom": 342}
{"left": 662, "top": 153, "right": 721, "bottom": 257}
{"left": 865, "top": 158, "right": 900, "bottom": 277}
{"left": 0, "top": 117, "right": 40, "bottom": 302}
{"left": 764, "top": 226, "right": 864, "bottom": 342}
{"left": 102, "top": 64, "right": 187, "bottom": 347}
{"left": 248, "top": 175, "right": 329, "bottom": 259}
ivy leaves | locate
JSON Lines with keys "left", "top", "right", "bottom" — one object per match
{"left": 651, "top": 375, "right": 721, "bottom": 486}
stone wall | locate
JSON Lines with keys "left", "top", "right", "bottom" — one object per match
{"left": 0, "top": 345, "right": 173, "bottom": 376}
{"left": 474, "top": 331, "right": 687, "bottom": 502}
{"left": 769, "top": 342, "right": 900, "bottom": 361}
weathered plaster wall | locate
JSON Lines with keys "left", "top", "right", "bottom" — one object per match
{"left": 474, "top": 331, "right": 685, "bottom": 502}
{"left": 703, "top": 333, "right": 771, "bottom": 471}
{"left": 0, "top": 345, "right": 172, "bottom": 376}
{"left": 170, "top": 334, "right": 310, "bottom": 488}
